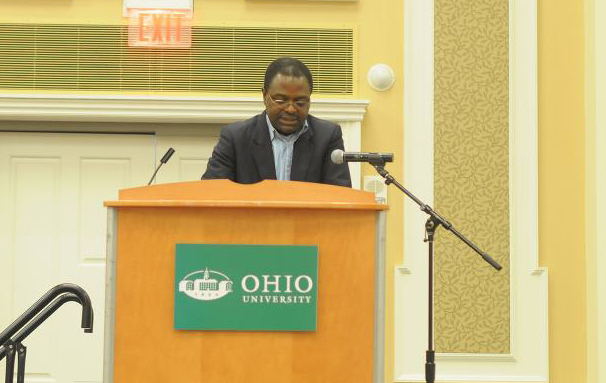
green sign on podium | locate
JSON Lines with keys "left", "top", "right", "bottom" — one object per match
{"left": 174, "top": 244, "right": 318, "bottom": 331}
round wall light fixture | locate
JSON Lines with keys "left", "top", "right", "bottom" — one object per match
{"left": 367, "top": 63, "right": 395, "bottom": 91}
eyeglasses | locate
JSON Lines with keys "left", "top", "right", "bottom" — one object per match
{"left": 268, "top": 94, "right": 310, "bottom": 109}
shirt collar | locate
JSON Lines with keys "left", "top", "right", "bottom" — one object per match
{"left": 266, "top": 114, "right": 309, "bottom": 142}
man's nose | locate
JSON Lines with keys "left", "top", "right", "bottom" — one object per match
{"left": 284, "top": 103, "right": 297, "bottom": 113}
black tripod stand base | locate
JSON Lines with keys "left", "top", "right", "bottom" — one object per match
{"left": 425, "top": 350, "right": 435, "bottom": 383}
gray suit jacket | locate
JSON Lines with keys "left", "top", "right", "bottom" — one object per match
{"left": 202, "top": 112, "right": 351, "bottom": 187}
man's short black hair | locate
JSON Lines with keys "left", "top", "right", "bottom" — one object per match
{"left": 263, "top": 57, "right": 314, "bottom": 93}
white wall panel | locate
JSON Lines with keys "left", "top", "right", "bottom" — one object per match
{"left": 79, "top": 158, "right": 131, "bottom": 263}
{"left": 155, "top": 133, "right": 218, "bottom": 183}
{"left": 178, "top": 158, "right": 210, "bottom": 181}
{"left": 10, "top": 158, "right": 61, "bottom": 376}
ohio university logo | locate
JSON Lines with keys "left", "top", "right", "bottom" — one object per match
{"left": 178, "top": 268, "right": 314, "bottom": 304}
{"left": 174, "top": 244, "right": 318, "bottom": 331}
{"left": 178, "top": 268, "right": 233, "bottom": 301}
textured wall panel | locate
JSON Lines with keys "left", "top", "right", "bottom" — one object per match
{"left": 434, "top": 0, "right": 510, "bottom": 353}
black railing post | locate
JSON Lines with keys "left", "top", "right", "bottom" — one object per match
{"left": 3, "top": 340, "right": 16, "bottom": 383}
{"left": 15, "top": 343, "right": 25, "bottom": 383}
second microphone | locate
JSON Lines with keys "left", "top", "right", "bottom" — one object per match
{"left": 331, "top": 149, "right": 394, "bottom": 165}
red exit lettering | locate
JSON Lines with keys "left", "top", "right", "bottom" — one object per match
{"left": 128, "top": 9, "right": 191, "bottom": 48}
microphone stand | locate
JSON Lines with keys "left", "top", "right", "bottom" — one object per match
{"left": 370, "top": 160, "right": 502, "bottom": 383}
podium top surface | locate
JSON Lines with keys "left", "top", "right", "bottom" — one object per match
{"left": 104, "top": 179, "right": 388, "bottom": 211}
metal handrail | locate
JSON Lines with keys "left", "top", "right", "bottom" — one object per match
{"left": 0, "top": 284, "right": 93, "bottom": 383}
{"left": 0, "top": 283, "right": 93, "bottom": 349}
{"left": 0, "top": 293, "right": 88, "bottom": 360}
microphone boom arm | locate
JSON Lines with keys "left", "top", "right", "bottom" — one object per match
{"left": 372, "top": 164, "right": 501, "bottom": 270}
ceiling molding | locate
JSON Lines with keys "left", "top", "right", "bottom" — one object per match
{"left": 0, "top": 94, "right": 369, "bottom": 124}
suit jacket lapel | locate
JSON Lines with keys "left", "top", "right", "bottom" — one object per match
{"left": 252, "top": 113, "right": 277, "bottom": 180}
{"left": 290, "top": 124, "right": 314, "bottom": 181}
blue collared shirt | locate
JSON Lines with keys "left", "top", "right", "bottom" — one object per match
{"left": 266, "top": 115, "right": 309, "bottom": 181}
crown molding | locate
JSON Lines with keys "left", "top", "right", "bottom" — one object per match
{"left": 0, "top": 94, "right": 369, "bottom": 124}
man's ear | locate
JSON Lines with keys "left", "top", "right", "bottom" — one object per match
{"left": 262, "top": 89, "right": 269, "bottom": 108}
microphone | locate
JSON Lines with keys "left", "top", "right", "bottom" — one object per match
{"left": 147, "top": 148, "right": 175, "bottom": 185}
{"left": 160, "top": 148, "right": 175, "bottom": 164}
{"left": 331, "top": 149, "right": 394, "bottom": 165}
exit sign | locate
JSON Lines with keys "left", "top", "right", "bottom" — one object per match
{"left": 128, "top": 8, "right": 192, "bottom": 48}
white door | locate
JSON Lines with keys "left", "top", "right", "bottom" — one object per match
{"left": 0, "top": 132, "right": 155, "bottom": 383}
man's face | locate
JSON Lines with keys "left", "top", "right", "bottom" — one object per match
{"left": 263, "top": 74, "right": 311, "bottom": 135}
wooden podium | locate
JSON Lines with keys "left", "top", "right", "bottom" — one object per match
{"left": 103, "top": 180, "right": 387, "bottom": 383}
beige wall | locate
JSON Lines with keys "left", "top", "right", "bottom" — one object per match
{"left": 538, "top": 0, "right": 587, "bottom": 382}
{"left": 0, "top": 0, "right": 594, "bottom": 381}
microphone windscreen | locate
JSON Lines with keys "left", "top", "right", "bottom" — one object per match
{"left": 160, "top": 148, "right": 175, "bottom": 164}
{"left": 331, "top": 149, "right": 344, "bottom": 164}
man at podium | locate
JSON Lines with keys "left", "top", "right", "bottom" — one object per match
{"left": 202, "top": 57, "right": 352, "bottom": 187}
